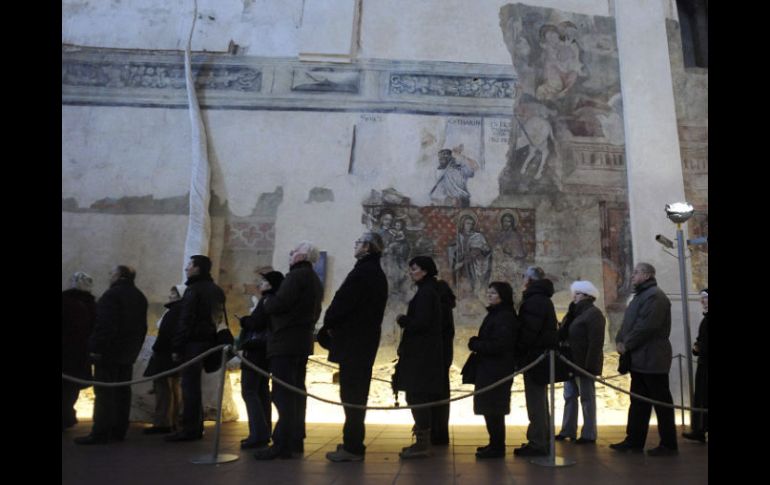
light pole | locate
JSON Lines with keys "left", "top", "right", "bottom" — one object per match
{"left": 664, "top": 202, "right": 695, "bottom": 409}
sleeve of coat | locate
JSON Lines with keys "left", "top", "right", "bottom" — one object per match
{"left": 622, "top": 292, "right": 668, "bottom": 351}
{"left": 263, "top": 272, "right": 300, "bottom": 316}
{"left": 584, "top": 310, "right": 606, "bottom": 370}
{"left": 516, "top": 300, "right": 544, "bottom": 350}
{"left": 172, "top": 290, "right": 196, "bottom": 352}
{"left": 473, "top": 315, "right": 515, "bottom": 356}
{"left": 398, "top": 286, "right": 440, "bottom": 334}
{"left": 89, "top": 290, "right": 119, "bottom": 355}
{"left": 322, "top": 268, "right": 363, "bottom": 330}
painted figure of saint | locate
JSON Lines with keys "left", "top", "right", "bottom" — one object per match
{"left": 449, "top": 214, "right": 492, "bottom": 298}
{"left": 430, "top": 149, "right": 476, "bottom": 207}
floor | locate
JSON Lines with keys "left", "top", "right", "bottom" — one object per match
{"left": 62, "top": 421, "right": 708, "bottom": 485}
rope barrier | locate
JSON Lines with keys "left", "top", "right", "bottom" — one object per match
{"left": 239, "top": 351, "right": 547, "bottom": 411}
{"left": 556, "top": 353, "right": 708, "bottom": 413}
{"left": 61, "top": 344, "right": 230, "bottom": 387}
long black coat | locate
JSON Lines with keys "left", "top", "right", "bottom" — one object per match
{"left": 320, "top": 253, "right": 388, "bottom": 366}
{"left": 144, "top": 300, "right": 182, "bottom": 377}
{"left": 264, "top": 261, "right": 323, "bottom": 358}
{"left": 89, "top": 278, "right": 148, "bottom": 365}
{"left": 62, "top": 289, "right": 96, "bottom": 378}
{"left": 436, "top": 280, "right": 456, "bottom": 367}
{"left": 470, "top": 304, "right": 520, "bottom": 415}
{"left": 172, "top": 274, "right": 226, "bottom": 352}
{"left": 395, "top": 278, "right": 444, "bottom": 393}
{"left": 516, "top": 279, "right": 558, "bottom": 368}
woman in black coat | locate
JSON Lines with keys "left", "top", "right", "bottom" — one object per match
{"left": 238, "top": 271, "right": 284, "bottom": 449}
{"left": 394, "top": 256, "right": 444, "bottom": 459}
{"left": 468, "top": 281, "right": 520, "bottom": 458}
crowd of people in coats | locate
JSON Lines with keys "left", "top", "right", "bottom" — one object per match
{"left": 62, "top": 231, "right": 708, "bottom": 461}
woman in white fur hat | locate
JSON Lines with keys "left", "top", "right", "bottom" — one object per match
{"left": 554, "top": 280, "right": 606, "bottom": 444}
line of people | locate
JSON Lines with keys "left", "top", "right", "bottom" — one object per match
{"left": 62, "top": 236, "right": 702, "bottom": 460}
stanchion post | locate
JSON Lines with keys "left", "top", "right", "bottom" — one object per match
{"left": 191, "top": 345, "right": 239, "bottom": 465}
{"left": 677, "top": 354, "right": 685, "bottom": 428}
{"left": 531, "top": 351, "right": 575, "bottom": 467}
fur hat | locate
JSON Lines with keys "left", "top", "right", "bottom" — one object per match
{"left": 70, "top": 271, "right": 93, "bottom": 292}
{"left": 570, "top": 280, "right": 599, "bottom": 299}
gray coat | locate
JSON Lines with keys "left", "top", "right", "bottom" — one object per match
{"left": 615, "top": 278, "right": 672, "bottom": 374}
{"left": 567, "top": 302, "right": 605, "bottom": 376}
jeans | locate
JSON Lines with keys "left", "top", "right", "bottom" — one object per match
{"left": 241, "top": 351, "right": 272, "bottom": 443}
{"left": 559, "top": 375, "right": 597, "bottom": 440}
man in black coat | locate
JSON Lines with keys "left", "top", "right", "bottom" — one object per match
{"left": 513, "top": 266, "right": 558, "bottom": 457}
{"left": 166, "top": 255, "right": 226, "bottom": 442}
{"left": 74, "top": 266, "right": 148, "bottom": 445}
{"left": 431, "top": 279, "right": 456, "bottom": 446}
{"left": 256, "top": 241, "right": 323, "bottom": 460}
{"left": 320, "top": 232, "right": 388, "bottom": 462}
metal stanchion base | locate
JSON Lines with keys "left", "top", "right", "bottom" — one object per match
{"left": 190, "top": 453, "right": 239, "bottom": 465}
{"left": 529, "top": 456, "right": 576, "bottom": 467}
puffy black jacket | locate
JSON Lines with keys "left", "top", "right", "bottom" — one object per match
{"left": 616, "top": 278, "right": 672, "bottom": 374}
{"left": 320, "top": 253, "right": 388, "bottom": 365}
{"left": 172, "top": 274, "right": 225, "bottom": 352}
{"left": 516, "top": 278, "right": 558, "bottom": 368}
{"left": 89, "top": 278, "right": 148, "bottom": 365}
{"left": 436, "top": 280, "right": 456, "bottom": 367}
{"left": 470, "top": 304, "right": 519, "bottom": 415}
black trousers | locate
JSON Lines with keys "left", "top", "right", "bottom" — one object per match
{"left": 691, "top": 363, "right": 708, "bottom": 433}
{"left": 91, "top": 362, "right": 133, "bottom": 440}
{"left": 339, "top": 361, "right": 374, "bottom": 455}
{"left": 62, "top": 380, "right": 82, "bottom": 429}
{"left": 270, "top": 355, "right": 308, "bottom": 453}
{"left": 626, "top": 372, "right": 678, "bottom": 449}
{"left": 430, "top": 366, "right": 451, "bottom": 443}
{"left": 484, "top": 414, "right": 506, "bottom": 448}
{"left": 406, "top": 391, "right": 442, "bottom": 431}
{"left": 180, "top": 342, "right": 210, "bottom": 437}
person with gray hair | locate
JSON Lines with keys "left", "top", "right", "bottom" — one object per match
{"left": 319, "top": 232, "right": 388, "bottom": 462}
{"left": 257, "top": 241, "right": 324, "bottom": 460}
{"left": 75, "top": 265, "right": 148, "bottom": 445}
{"left": 62, "top": 271, "right": 97, "bottom": 430}
{"left": 611, "top": 262, "right": 678, "bottom": 456}
{"left": 513, "top": 266, "right": 558, "bottom": 457}
{"left": 555, "top": 280, "right": 605, "bottom": 444}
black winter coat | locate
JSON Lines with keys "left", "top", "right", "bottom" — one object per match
{"left": 693, "top": 313, "right": 708, "bottom": 365}
{"left": 560, "top": 299, "right": 605, "bottom": 375}
{"left": 470, "top": 304, "right": 519, "bottom": 415}
{"left": 320, "top": 253, "right": 388, "bottom": 366}
{"left": 264, "top": 261, "right": 323, "bottom": 358}
{"left": 436, "top": 280, "right": 456, "bottom": 367}
{"left": 172, "top": 274, "right": 226, "bottom": 353}
{"left": 516, "top": 278, "right": 558, "bottom": 368}
{"left": 89, "top": 279, "right": 148, "bottom": 365}
{"left": 144, "top": 300, "right": 182, "bottom": 377}
{"left": 62, "top": 289, "right": 97, "bottom": 378}
{"left": 394, "top": 278, "right": 444, "bottom": 393}
{"left": 238, "top": 289, "right": 276, "bottom": 370}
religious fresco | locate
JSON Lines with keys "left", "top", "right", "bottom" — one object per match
{"left": 362, "top": 189, "right": 535, "bottom": 322}
{"left": 499, "top": 4, "right": 625, "bottom": 194}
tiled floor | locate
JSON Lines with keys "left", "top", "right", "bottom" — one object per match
{"left": 62, "top": 421, "right": 708, "bottom": 484}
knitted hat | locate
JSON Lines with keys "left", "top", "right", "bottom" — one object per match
{"left": 570, "top": 280, "right": 599, "bottom": 299}
{"left": 260, "top": 271, "right": 285, "bottom": 290}
{"left": 700, "top": 288, "right": 708, "bottom": 297}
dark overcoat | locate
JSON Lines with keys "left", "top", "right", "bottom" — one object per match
{"left": 89, "top": 278, "right": 148, "bottom": 365}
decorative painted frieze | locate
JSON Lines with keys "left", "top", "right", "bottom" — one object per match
{"left": 389, "top": 73, "right": 516, "bottom": 99}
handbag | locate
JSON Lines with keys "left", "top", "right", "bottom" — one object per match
{"left": 461, "top": 352, "right": 478, "bottom": 384}
{"left": 617, "top": 352, "right": 631, "bottom": 375}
